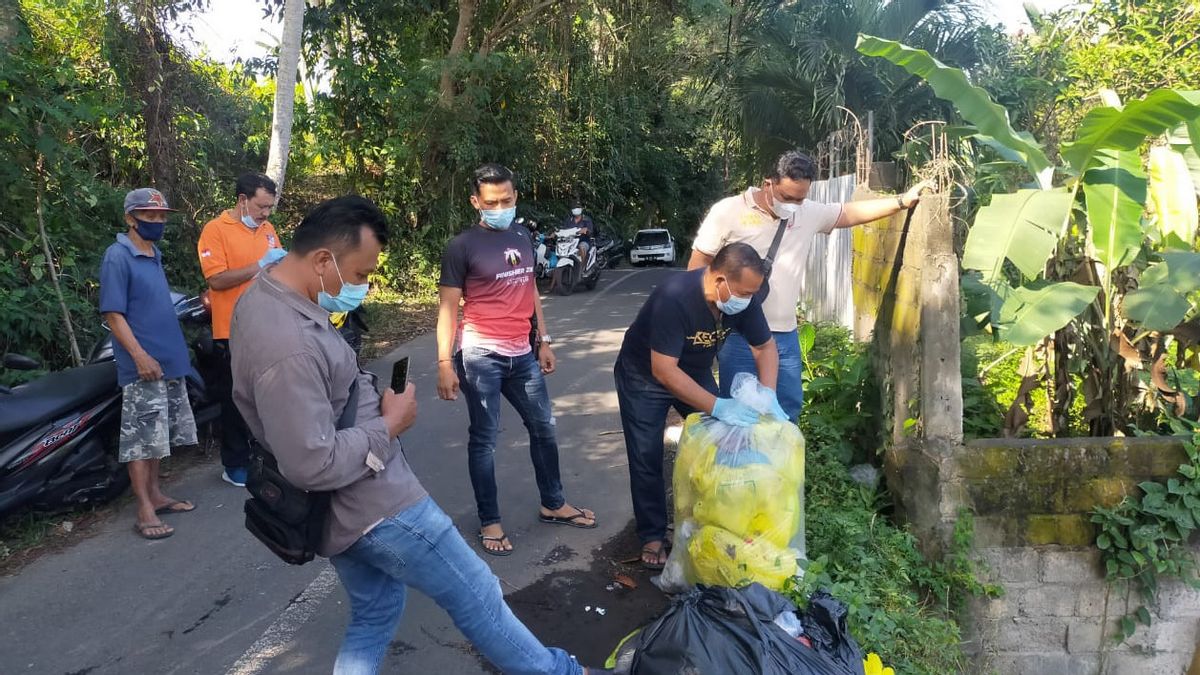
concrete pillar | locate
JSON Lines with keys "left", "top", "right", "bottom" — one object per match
{"left": 919, "top": 193, "right": 962, "bottom": 445}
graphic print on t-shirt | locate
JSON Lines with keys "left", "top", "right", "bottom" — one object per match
{"left": 440, "top": 225, "right": 537, "bottom": 357}
{"left": 686, "top": 327, "right": 731, "bottom": 349}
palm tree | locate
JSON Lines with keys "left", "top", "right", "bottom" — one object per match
{"left": 728, "top": 0, "right": 984, "bottom": 167}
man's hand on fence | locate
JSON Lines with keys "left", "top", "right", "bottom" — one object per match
{"left": 901, "top": 179, "right": 936, "bottom": 209}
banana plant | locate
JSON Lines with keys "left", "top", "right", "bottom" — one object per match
{"left": 857, "top": 34, "right": 1200, "bottom": 348}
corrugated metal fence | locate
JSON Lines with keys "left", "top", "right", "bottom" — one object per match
{"left": 798, "top": 174, "right": 856, "bottom": 329}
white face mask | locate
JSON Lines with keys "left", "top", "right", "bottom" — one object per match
{"left": 571, "top": 208, "right": 583, "bottom": 216}
{"left": 768, "top": 184, "right": 802, "bottom": 217}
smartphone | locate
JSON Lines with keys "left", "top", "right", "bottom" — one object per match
{"left": 390, "top": 356, "right": 410, "bottom": 393}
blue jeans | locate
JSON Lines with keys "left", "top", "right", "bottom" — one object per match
{"left": 718, "top": 329, "right": 803, "bottom": 419}
{"left": 614, "top": 359, "right": 715, "bottom": 545}
{"left": 330, "top": 497, "right": 583, "bottom": 675}
{"left": 456, "top": 347, "right": 565, "bottom": 527}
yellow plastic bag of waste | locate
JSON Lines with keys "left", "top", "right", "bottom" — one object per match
{"left": 687, "top": 524, "right": 800, "bottom": 590}
{"left": 657, "top": 373, "right": 806, "bottom": 593}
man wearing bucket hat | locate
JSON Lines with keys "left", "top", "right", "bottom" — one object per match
{"left": 99, "top": 188, "right": 198, "bottom": 540}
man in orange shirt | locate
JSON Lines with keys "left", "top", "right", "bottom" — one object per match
{"left": 197, "top": 173, "right": 286, "bottom": 486}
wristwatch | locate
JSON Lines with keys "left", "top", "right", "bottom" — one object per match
{"left": 539, "top": 335, "right": 553, "bottom": 346}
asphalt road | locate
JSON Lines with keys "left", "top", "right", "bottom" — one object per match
{"left": 0, "top": 266, "right": 680, "bottom": 675}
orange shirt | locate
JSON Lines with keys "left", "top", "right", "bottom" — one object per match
{"left": 197, "top": 210, "right": 281, "bottom": 339}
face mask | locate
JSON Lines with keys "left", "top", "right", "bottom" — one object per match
{"left": 480, "top": 206, "right": 516, "bottom": 231}
{"left": 571, "top": 208, "right": 583, "bottom": 216}
{"left": 240, "top": 201, "right": 260, "bottom": 230}
{"left": 716, "top": 278, "right": 752, "bottom": 316}
{"left": 133, "top": 217, "right": 165, "bottom": 242}
{"left": 768, "top": 184, "right": 802, "bottom": 217}
{"left": 317, "top": 255, "right": 369, "bottom": 312}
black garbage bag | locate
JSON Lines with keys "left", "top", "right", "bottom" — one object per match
{"left": 612, "top": 584, "right": 865, "bottom": 675}
{"left": 801, "top": 590, "right": 864, "bottom": 669}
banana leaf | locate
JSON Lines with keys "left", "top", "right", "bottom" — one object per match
{"left": 997, "top": 282, "right": 1100, "bottom": 346}
{"left": 961, "top": 188, "right": 1073, "bottom": 284}
{"left": 1083, "top": 149, "right": 1146, "bottom": 271}
{"left": 856, "top": 34, "right": 1053, "bottom": 188}
{"left": 1060, "top": 90, "right": 1200, "bottom": 173}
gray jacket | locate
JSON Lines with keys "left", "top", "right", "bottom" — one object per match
{"left": 231, "top": 272, "right": 426, "bottom": 557}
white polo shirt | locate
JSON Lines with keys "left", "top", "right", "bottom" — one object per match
{"left": 692, "top": 187, "right": 842, "bottom": 332}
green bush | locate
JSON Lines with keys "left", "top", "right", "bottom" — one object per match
{"left": 800, "top": 323, "right": 882, "bottom": 466}
{"left": 793, "top": 323, "right": 1001, "bottom": 673}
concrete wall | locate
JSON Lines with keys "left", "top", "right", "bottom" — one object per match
{"left": 954, "top": 438, "right": 1200, "bottom": 674}
{"left": 850, "top": 181, "right": 1200, "bottom": 672}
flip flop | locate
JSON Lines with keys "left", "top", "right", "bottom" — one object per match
{"left": 134, "top": 521, "right": 174, "bottom": 540}
{"left": 640, "top": 543, "right": 667, "bottom": 570}
{"left": 154, "top": 499, "right": 196, "bottom": 515}
{"left": 478, "top": 533, "right": 514, "bottom": 557}
{"left": 538, "top": 506, "right": 597, "bottom": 529}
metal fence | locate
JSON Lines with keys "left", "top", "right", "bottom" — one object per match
{"left": 797, "top": 173, "right": 856, "bottom": 329}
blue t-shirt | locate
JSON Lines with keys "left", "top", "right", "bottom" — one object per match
{"left": 617, "top": 268, "right": 771, "bottom": 382}
{"left": 98, "top": 234, "right": 191, "bottom": 386}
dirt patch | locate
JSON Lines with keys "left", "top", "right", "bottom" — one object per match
{"left": 360, "top": 295, "right": 439, "bottom": 362}
{"left": 503, "top": 519, "right": 673, "bottom": 668}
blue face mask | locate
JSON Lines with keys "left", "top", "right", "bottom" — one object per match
{"left": 317, "top": 255, "right": 369, "bottom": 312}
{"left": 133, "top": 217, "right": 165, "bottom": 242}
{"left": 716, "top": 278, "right": 752, "bottom": 316}
{"left": 240, "top": 201, "right": 261, "bottom": 230}
{"left": 480, "top": 207, "right": 516, "bottom": 231}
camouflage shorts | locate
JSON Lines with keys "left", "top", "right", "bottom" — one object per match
{"left": 119, "top": 378, "right": 198, "bottom": 463}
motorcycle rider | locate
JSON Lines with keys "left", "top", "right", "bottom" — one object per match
{"left": 99, "top": 188, "right": 198, "bottom": 540}
{"left": 562, "top": 199, "right": 594, "bottom": 263}
{"left": 197, "top": 173, "right": 286, "bottom": 487}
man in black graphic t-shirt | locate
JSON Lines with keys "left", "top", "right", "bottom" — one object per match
{"left": 614, "top": 242, "right": 786, "bottom": 569}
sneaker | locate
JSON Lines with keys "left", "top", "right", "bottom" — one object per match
{"left": 222, "top": 467, "right": 248, "bottom": 487}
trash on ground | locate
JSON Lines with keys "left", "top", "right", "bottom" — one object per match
{"left": 606, "top": 584, "right": 864, "bottom": 675}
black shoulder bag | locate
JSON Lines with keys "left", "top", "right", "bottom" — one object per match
{"left": 243, "top": 378, "right": 359, "bottom": 565}
{"left": 752, "top": 218, "right": 789, "bottom": 303}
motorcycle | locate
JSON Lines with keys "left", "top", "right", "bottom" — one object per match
{"left": 534, "top": 230, "right": 558, "bottom": 280}
{"left": 595, "top": 231, "right": 625, "bottom": 269}
{"left": 551, "top": 225, "right": 603, "bottom": 296}
{"left": 0, "top": 292, "right": 217, "bottom": 521}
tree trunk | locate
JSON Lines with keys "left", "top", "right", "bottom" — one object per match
{"left": 266, "top": 0, "right": 306, "bottom": 200}
{"left": 439, "top": 0, "right": 477, "bottom": 108}
{"left": 35, "top": 148, "right": 82, "bottom": 367}
{"left": 133, "top": 0, "right": 176, "bottom": 198}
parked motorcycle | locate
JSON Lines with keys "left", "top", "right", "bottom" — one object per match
{"left": 596, "top": 231, "right": 625, "bottom": 269}
{"left": 0, "top": 292, "right": 217, "bottom": 521}
{"left": 551, "top": 225, "right": 603, "bottom": 295}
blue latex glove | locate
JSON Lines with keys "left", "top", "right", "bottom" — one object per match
{"left": 259, "top": 248, "right": 287, "bottom": 268}
{"left": 711, "top": 397, "right": 759, "bottom": 427}
{"left": 766, "top": 390, "right": 790, "bottom": 422}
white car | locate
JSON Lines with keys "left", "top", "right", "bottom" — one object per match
{"left": 629, "top": 228, "right": 676, "bottom": 266}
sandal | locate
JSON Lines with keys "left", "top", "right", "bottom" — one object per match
{"left": 538, "top": 506, "right": 597, "bottom": 529}
{"left": 154, "top": 499, "right": 196, "bottom": 515}
{"left": 641, "top": 541, "right": 668, "bottom": 570}
{"left": 478, "top": 533, "right": 514, "bottom": 557}
{"left": 134, "top": 521, "right": 174, "bottom": 540}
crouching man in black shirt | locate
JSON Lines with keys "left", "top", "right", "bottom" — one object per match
{"left": 613, "top": 242, "right": 787, "bottom": 570}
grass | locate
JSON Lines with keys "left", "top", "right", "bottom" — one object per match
{"left": 788, "top": 323, "right": 1001, "bottom": 674}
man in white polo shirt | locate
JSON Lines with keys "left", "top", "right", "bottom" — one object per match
{"left": 688, "top": 150, "right": 929, "bottom": 421}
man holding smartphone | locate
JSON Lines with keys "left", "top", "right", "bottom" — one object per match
{"left": 437, "top": 163, "right": 597, "bottom": 556}
{"left": 230, "top": 196, "right": 606, "bottom": 675}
